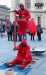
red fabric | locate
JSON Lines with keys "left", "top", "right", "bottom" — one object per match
{"left": 28, "top": 18, "right": 37, "bottom": 35}
{"left": 19, "top": 3, "right": 24, "bottom": 9}
{"left": 5, "top": 19, "right": 10, "bottom": 25}
{"left": 18, "top": 19, "right": 27, "bottom": 36}
{"left": 8, "top": 39, "right": 32, "bottom": 66}
{"left": 14, "top": 4, "right": 31, "bottom": 36}
{"left": 5, "top": 19, "right": 10, "bottom": 35}
{"left": 14, "top": 8, "right": 31, "bottom": 20}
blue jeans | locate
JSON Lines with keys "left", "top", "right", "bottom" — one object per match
{"left": 22, "top": 33, "right": 27, "bottom": 40}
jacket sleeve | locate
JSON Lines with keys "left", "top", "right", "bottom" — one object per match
{"left": 14, "top": 10, "right": 20, "bottom": 15}
{"left": 25, "top": 10, "right": 31, "bottom": 20}
{"left": 14, "top": 44, "right": 21, "bottom": 50}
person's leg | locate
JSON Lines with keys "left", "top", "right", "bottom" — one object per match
{"left": 22, "top": 33, "right": 27, "bottom": 40}
{"left": 24, "top": 33, "right": 27, "bottom": 40}
{"left": 18, "top": 34, "right": 22, "bottom": 41}
{"left": 11, "top": 33, "right": 12, "bottom": 41}
{"left": 39, "top": 34, "right": 41, "bottom": 41}
{"left": 33, "top": 36, "right": 35, "bottom": 41}
{"left": 18, "top": 60, "right": 31, "bottom": 70}
{"left": 13, "top": 33, "right": 14, "bottom": 41}
{"left": 8, "top": 59, "right": 20, "bottom": 66}
{"left": 21, "top": 61, "right": 28, "bottom": 67}
{"left": 8, "top": 33, "right": 10, "bottom": 41}
{"left": 4, "top": 58, "right": 22, "bottom": 67}
{"left": 16, "top": 32, "right": 17, "bottom": 41}
{"left": 40, "top": 34, "right": 41, "bottom": 41}
{"left": 31, "top": 35, "right": 32, "bottom": 40}
{"left": 1, "top": 32, "right": 3, "bottom": 37}
{"left": 38, "top": 33, "right": 40, "bottom": 41}
{"left": 38, "top": 36, "right": 39, "bottom": 41}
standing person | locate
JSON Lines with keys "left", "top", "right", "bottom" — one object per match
{"left": 12, "top": 22, "right": 21, "bottom": 41}
{"left": 6, "top": 23, "right": 11, "bottom": 41}
{"left": 9, "top": 22, "right": 13, "bottom": 41}
{"left": 11, "top": 3, "right": 31, "bottom": 40}
{"left": 0, "top": 23, "right": 3, "bottom": 37}
{"left": 31, "top": 34, "right": 35, "bottom": 41}
{"left": 4, "top": 39, "right": 32, "bottom": 70}
{"left": 29, "top": 32, "right": 35, "bottom": 41}
{"left": 37, "top": 25, "right": 43, "bottom": 41}
{"left": 11, "top": 22, "right": 14, "bottom": 41}
{"left": 16, "top": 22, "right": 22, "bottom": 42}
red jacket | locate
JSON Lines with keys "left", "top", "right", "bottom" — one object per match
{"left": 15, "top": 39, "right": 32, "bottom": 62}
{"left": 14, "top": 4, "right": 31, "bottom": 36}
{"left": 15, "top": 9, "right": 31, "bottom": 20}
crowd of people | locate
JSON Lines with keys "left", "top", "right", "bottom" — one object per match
{"left": 0, "top": 21, "right": 43, "bottom": 41}
{"left": 6, "top": 23, "right": 43, "bottom": 41}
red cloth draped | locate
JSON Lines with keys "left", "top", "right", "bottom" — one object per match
{"left": 28, "top": 18, "right": 37, "bottom": 35}
{"left": 18, "top": 19, "right": 27, "bottom": 36}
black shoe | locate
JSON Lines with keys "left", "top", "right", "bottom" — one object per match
{"left": 33, "top": 39, "right": 35, "bottom": 41}
{"left": 4, "top": 63, "right": 13, "bottom": 68}
{"left": 18, "top": 66, "right": 25, "bottom": 70}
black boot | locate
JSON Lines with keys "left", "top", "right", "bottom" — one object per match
{"left": 18, "top": 66, "right": 25, "bottom": 70}
{"left": 4, "top": 63, "right": 13, "bottom": 68}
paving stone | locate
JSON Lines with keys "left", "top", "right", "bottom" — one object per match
{"left": 0, "top": 49, "right": 12, "bottom": 54}
{"left": 0, "top": 54, "right": 14, "bottom": 63}
{"left": 38, "top": 61, "right": 46, "bottom": 70}
{"left": 28, "top": 69, "right": 46, "bottom": 75}
{"left": 32, "top": 59, "right": 44, "bottom": 69}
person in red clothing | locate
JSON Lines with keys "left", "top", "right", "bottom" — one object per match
{"left": 15, "top": 3, "right": 31, "bottom": 21}
{"left": 4, "top": 39, "right": 32, "bottom": 70}
{"left": 14, "top": 3, "right": 31, "bottom": 39}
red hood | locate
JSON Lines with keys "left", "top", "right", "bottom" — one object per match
{"left": 21, "top": 39, "right": 27, "bottom": 45}
{"left": 19, "top": 3, "right": 24, "bottom": 8}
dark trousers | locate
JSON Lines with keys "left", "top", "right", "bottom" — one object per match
{"left": 13, "top": 32, "right": 18, "bottom": 41}
{"left": 31, "top": 35, "right": 35, "bottom": 41}
{"left": 8, "top": 32, "right": 10, "bottom": 41}
{"left": 37, "top": 32, "right": 41, "bottom": 41}
{"left": 38, "top": 34, "right": 41, "bottom": 41}
{"left": 8, "top": 32, "right": 12, "bottom": 41}
{"left": 18, "top": 34, "right": 22, "bottom": 41}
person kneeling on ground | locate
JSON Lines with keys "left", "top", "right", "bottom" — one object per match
{"left": 4, "top": 39, "right": 32, "bottom": 70}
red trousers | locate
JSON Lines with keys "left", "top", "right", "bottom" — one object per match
{"left": 8, "top": 58, "right": 31, "bottom": 67}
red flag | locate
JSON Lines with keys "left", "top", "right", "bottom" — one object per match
{"left": 18, "top": 19, "right": 27, "bottom": 36}
{"left": 28, "top": 18, "right": 37, "bottom": 35}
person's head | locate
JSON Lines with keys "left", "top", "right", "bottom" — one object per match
{"left": 21, "top": 39, "right": 27, "bottom": 47}
{"left": 21, "top": 42, "right": 26, "bottom": 47}
{"left": 19, "top": 3, "right": 24, "bottom": 10}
